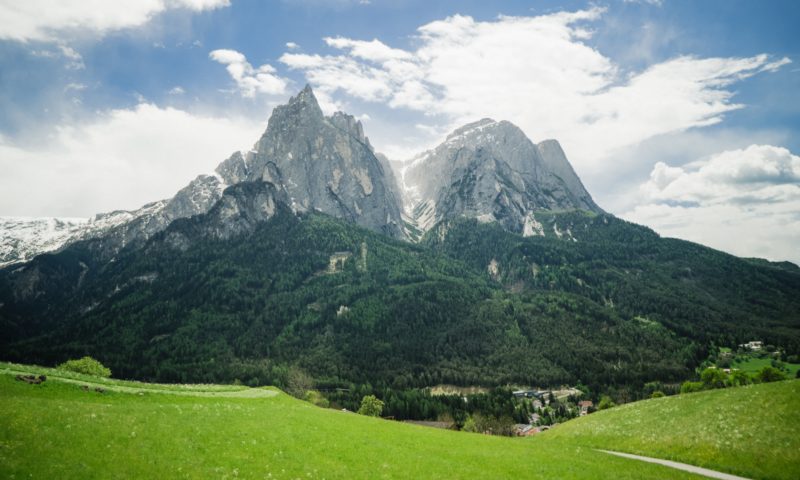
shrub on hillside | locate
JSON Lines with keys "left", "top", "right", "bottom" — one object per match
{"left": 700, "top": 367, "right": 728, "bottom": 389}
{"left": 57, "top": 356, "right": 111, "bottom": 378}
{"left": 597, "top": 395, "right": 616, "bottom": 410}
{"left": 680, "top": 381, "right": 704, "bottom": 394}
{"left": 357, "top": 395, "right": 384, "bottom": 417}
{"left": 726, "top": 370, "right": 751, "bottom": 387}
{"left": 304, "top": 390, "right": 330, "bottom": 408}
{"left": 756, "top": 366, "right": 786, "bottom": 383}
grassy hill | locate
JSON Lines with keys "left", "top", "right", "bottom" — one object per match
{"left": 2, "top": 363, "right": 798, "bottom": 479}
{"left": 0, "top": 362, "right": 700, "bottom": 480}
{"left": 543, "top": 379, "right": 800, "bottom": 480}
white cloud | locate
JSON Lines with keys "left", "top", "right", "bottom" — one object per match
{"left": 285, "top": 42, "right": 299, "bottom": 50}
{"left": 57, "top": 45, "right": 84, "bottom": 69}
{"left": 623, "top": 145, "right": 800, "bottom": 263}
{"left": 64, "top": 82, "right": 87, "bottom": 92}
{"left": 279, "top": 9, "right": 789, "bottom": 171}
{"left": 30, "top": 44, "right": 85, "bottom": 69}
{"left": 0, "top": 104, "right": 261, "bottom": 217}
{"left": 169, "top": 86, "right": 186, "bottom": 95}
{"left": 209, "top": 49, "right": 289, "bottom": 97}
{"left": 0, "top": 0, "right": 230, "bottom": 42}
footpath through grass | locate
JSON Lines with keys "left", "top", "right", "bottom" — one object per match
{"left": 542, "top": 379, "right": 800, "bottom": 480}
{"left": 0, "top": 366, "right": 694, "bottom": 480}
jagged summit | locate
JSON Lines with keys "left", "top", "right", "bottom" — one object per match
{"left": 402, "top": 118, "right": 602, "bottom": 237}
{"left": 241, "top": 85, "right": 405, "bottom": 238}
{"left": 446, "top": 118, "right": 497, "bottom": 140}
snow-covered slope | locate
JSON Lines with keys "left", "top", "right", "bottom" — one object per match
{"left": 0, "top": 217, "right": 88, "bottom": 267}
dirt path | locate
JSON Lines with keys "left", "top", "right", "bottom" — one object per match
{"left": 3, "top": 368, "right": 278, "bottom": 398}
{"left": 597, "top": 449, "right": 752, "bottom": 480}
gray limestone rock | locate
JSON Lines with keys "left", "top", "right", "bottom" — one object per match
{"left": 246, "top": 85, "right": 405, "bottom": 238}
{"left": 404, "top": 118, "right": 602, "bottom": 235}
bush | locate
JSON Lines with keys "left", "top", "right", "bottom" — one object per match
{"left": 726, "top": 370, "right": 750, "bottom": 387}
{"left": 756, "top": 366, "right": 786, "bottom": 383}
{"left": 57, "top": 356, "right": 111, "bottom": 378}
{"left": 650, "top": 391, "right": 665, "bottom": 398}
{"left": 357, "top": 395, "right": 384, "bottom": 417}
{"left": 700, "top": 367, "right": 728, "bottom": 389}
{"left": 462, "top": 415, "right": 478, "bottom": 433}
{"left": 597, "top": 395, "right": 616, "bottom": 410}
{"left": 304, "top": 390, "right": 330, "bottom": 408}
{"left": 285, "top": 365, "right": 314, "bottom": 399}
{"left": 680, "top": 381, "right": 704, "bottom": 394}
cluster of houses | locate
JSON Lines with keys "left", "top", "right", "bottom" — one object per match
{"left": 510, "top": 389, "right": 594, "bottom": 436}
{"left": 739, "top": 340, "right": 763, "bottom": 351}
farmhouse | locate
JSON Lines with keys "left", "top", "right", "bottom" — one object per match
{"left": 739, "top": 340, "right": 763, "bottom": 350}
{"left": 579, "top": 400, "right": 593, "bottom": 416}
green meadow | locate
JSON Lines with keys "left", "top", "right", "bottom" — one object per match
{"left": 1, "top": 362, "right": 797, "bottom": 479}
{"left": 732, "top": 356, "right": 800, "bottom": 377}
{"left": 544, "top": 379, "right": 800, "bottom": 480}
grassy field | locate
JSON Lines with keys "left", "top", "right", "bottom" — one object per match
{"left": 1, "top": 363, "right": 797, "bottom": 479}
{"left": 0, "top": 364, "right": 697, "bottom": 480}
{"left": 731, "top": 355, "right": 800, "bottom": 377}
{"left": 543, "top": 380, "right": 800, "bottom": 480}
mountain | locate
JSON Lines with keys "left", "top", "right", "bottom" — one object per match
{"left": 1, "top": 86, "right": 799, "bottom": 394}
{"left": 241, "top": 85, "right": 405, "bottom": 238}
{"left": 401, "top": 118, "right": 601, "bottom": 237}
{"left": 0, "top": 86, "right": 406, "bottom": 267}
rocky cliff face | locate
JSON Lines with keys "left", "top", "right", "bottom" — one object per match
{"left": 402, "top": 118, "right": 602, "bottom": 236}
{"left": 243, "top": 85, "right": 405, "bottom": 238}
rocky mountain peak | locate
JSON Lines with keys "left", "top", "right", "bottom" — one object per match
{"left": 260, "top": 85, "right": 324, "bottom": 139}
{"left": 446, "top": 118, "right": 497, "bottom": 140}
{"left": 402, "top": 119, "right": 602, "bottom": 237}
{"left": 328, "top": 111, "right": 368, "bottom": 145}
{"left": 242, "top": 85, "right": 405, "bottom": 238}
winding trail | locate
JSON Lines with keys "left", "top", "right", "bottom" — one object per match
{"left": 597, "top": 449, "right": 752, "bottom": 480}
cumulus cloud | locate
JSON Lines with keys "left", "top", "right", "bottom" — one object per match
{"left": 279, "top": 8, "right": 789, "bottom": 171}
{"left": 209, "top": 49, "right": 289, "bottom": 97}
{"left": 0, "top": 0, "right": 230, "bottom": 42}
{"left": 623, "top": 145, "right": 800, "bottom": 263}
{"left": 0, "top": 104, "right": 261, "bottom": 217}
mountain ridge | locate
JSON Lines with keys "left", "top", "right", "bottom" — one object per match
{"left": 1, "top": 86, "right": 608, "bottom": 266}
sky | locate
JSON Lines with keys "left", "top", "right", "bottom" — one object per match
{"left": 0, "top": 0, "right": 798, "bottom": 263}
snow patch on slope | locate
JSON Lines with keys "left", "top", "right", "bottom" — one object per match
{"left": 0, "top": 217, "right": 88, "bottom": 267}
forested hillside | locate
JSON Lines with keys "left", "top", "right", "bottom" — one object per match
{"left": 1, "top": 207, "right": 799, "bottom": 394}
